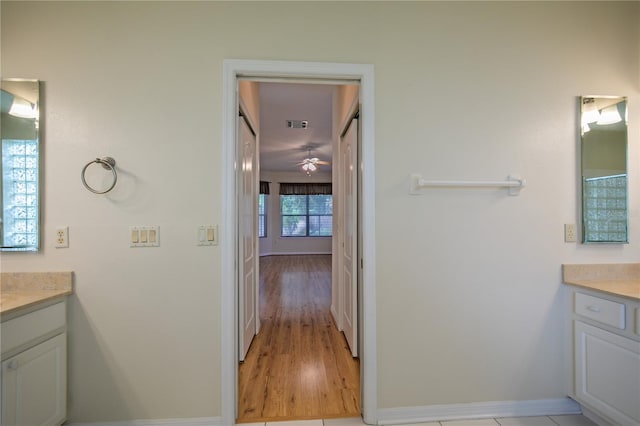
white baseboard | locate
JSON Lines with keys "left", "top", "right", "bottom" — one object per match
{"left": 580, "top": 405, "right": 614, "bottom": 426}
{"left": 65, "top": 417, "right": 223, "bottom": 426}
{"left": 331, "top": 304, "right": 340, "bottom": 329}
{"left": 259, "top": 251, "right": 332, "bottom": 257}
{"left": 377, "top": 398, "right": 581, "bottom": 425}
{"left": 64, "top": 399, "right": 580, "bottom": 426}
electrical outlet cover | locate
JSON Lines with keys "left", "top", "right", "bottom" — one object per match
{"left": 55, "top": 227, "right": 69, "bottom": 248}
{"left": 564, "top": 224, "right": 577, "bottom": 243}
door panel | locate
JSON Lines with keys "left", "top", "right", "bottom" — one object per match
{"left": 340, "top": 118, "right": 358, "bottom": 357}
{"left": 238, "top": 116, "right": 258, "bottom": 362}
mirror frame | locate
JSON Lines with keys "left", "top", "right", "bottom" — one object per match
{"left": 580, "top": 95, "right": 628, "bottom": 244}
{"left": 1, "top": 78, "right": 41, "bottom": 251}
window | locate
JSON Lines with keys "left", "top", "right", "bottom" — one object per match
{"left": 258, "top": 194, "right": 266, "bottom": 238}
{"left": 279, "top": 183, "right": 332, "bottom": 237}
{"left": 583, "top": 174, "right": 627, "bottom": 242}
{"left": 2, "top": 139, "right": 39, "bottom": 249}
{"left": 258, "top": 181, "right": 269, "bottom": 238}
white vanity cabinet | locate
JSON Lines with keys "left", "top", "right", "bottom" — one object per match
{"left": 1, "top": 300, "right": 67, "bottom": 426}
{"left": 568, "top": 287, "right": 640, "bottom": 426}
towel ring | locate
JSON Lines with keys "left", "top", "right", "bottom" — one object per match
{"left": 81, "top": 157, "right": 117, "bottom": 194}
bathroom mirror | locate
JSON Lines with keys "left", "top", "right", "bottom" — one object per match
{"left": 1, "top": 79, "right": 40, "bottom": 251}
{"left": 580, "top": 95, "right": 628, "bottom": 243}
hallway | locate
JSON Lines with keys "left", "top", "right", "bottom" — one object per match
{"left": 238, "top": 255, "right": 360, "bottom": 423}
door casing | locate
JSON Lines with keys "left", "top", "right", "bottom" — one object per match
{"left": 221, "top": 59, "right": 377, "bottom": 425}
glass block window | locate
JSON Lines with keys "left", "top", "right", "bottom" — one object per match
{"left": 258, "top": 194, "right": 266, "bottom": 238}
{"left": 583, "top": 174, "right": 627, "bottom": 242}
{"left": 2, "top": 139, "right": 39, "bottom": 249}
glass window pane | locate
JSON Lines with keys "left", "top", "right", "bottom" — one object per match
{"left": 308, "top": 215, "right": 320, "bottom": 236}
{"left": 309, "top": 195, "right": 332, "bottom": 214}
{"left": 281, "top": 195, "right": 307, "bottom": 214}
{"left": 258, "top": 194, "right": 267, "bottom": 237}
{"left": 282, "top": 215, "right": 307, "bottom": 236}
{"left": 319, "top": 216, "right": 332, "bottom": 236}
{"left": 308, "top": 215, "right": 332, "bottom": 236}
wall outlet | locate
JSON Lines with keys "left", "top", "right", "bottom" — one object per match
{"left": 564, "top": 224, "right": 577, "bottom": 243}
{"left": 55, "top": 227, "right": 69, "bottom": 248}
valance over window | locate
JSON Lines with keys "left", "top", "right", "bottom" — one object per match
{"left": 279, "top": 182, "right": 332, "bottom": 195}
{"left": 259, "top": 181, "right": 270, "bottom": 195}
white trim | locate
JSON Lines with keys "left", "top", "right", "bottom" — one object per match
{"left": 331, "top": 304, "right": 340, "bottom": 330}
{"left": 222, "top": 59, "right": 376, "bottom": 426}
{"left": 377, "top": 398, "right": 582, "bottom": 425}
{"left": 259, "top": 251, "right": 332, "bottom": 257}
{"left": 581, "top": 405, "right": 615, "bottom": 426}
{"left": 65, "top": 417, "right": 223, "bottom": 426}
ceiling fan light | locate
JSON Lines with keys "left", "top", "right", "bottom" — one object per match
{"left": 308, "top": 163, "right": 317, "bottom": 171}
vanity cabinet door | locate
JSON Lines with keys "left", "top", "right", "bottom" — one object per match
{"left": 574, "top": 321, "right": 640, "bottom": 425}
{"left": 1, "top": 333, "right": 66, "bottom": 426}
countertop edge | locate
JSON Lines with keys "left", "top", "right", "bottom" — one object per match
{"left": 563, "top": 280, "right": 640, "bottom": 302}
{"left": 0, "top": 289, "right": 73, "bottom": 318}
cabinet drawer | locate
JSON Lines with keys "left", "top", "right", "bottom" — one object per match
{"left": 1, "top": 302, "right": 66, "bottom": 356}
{"left": 575, "top": 292, "right": 625, "bottom": 330}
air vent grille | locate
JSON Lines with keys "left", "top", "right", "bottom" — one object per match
{"left": 286, "top": 120, "right": 308, "bottom": 129}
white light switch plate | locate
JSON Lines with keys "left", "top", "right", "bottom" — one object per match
{"left": 130, "top": 226, "right": 160, "bottom": 247}
{"left": 197, "top": 225, "right": 218, "bottom": 246}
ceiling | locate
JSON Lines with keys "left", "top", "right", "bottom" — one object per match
{"left": 258, "top": 82, "right": 337, "bottom": 173}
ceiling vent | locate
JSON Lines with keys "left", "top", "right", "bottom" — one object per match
{"left": 286, "top": 120, "right": 308, "bottom": 129}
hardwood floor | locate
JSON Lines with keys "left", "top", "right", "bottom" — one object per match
{"left": 237, "top": 255, "right": 360, "bottom": 423}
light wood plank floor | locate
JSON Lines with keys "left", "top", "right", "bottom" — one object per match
{"left": 237, "top": 255, "right": 360, "bottom": 423}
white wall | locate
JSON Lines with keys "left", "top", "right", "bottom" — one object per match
{"left": 1, "top": 1, "right": 638, "bottom": 422}
{"left": 259, "top": 171, "right": 332, "bottom": 256}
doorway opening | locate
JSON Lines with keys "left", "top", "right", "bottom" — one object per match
{"left": 236, "top": 80, "right": 359, "bottom": 422}
{"left": 221, "top": 60, "right": 377, "bottom": 426}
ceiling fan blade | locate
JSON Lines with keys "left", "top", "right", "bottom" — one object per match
{"left": 315, "top": 160, "right": 330, "bottom": 165}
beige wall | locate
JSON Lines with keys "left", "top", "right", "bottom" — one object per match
{"left": 1, "top": 1, "right": 639, "bottom": 422}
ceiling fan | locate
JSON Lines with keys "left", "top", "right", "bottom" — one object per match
{"left": 297, "top": 149, "right": 330, "bottom": 175}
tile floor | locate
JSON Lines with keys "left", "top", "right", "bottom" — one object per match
{"left": 240, "top": 414, "right": 598, "bottom": 426}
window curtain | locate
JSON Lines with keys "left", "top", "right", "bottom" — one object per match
{"left": 279, "top": 182, "right": 332, "bottom": 195}
{"left": 259, "top": 181, "right": 270, "bottom": 195}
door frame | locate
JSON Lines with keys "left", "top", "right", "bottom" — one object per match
{"left": 221, "top": 59, "right": 377, "bottom": 425}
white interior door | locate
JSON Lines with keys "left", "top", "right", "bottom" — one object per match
{"left": 340, "top": 118, "right": 358, "bottom": 357}
{"left": 238, "top": 115, "right": 258, "bottom": 362}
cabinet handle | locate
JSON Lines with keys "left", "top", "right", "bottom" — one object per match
{"left": 7, "top": 360, "right": 18, "bottom": 371}
{"left": 586, "top": 305, "right": 601, "bottom": 313}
